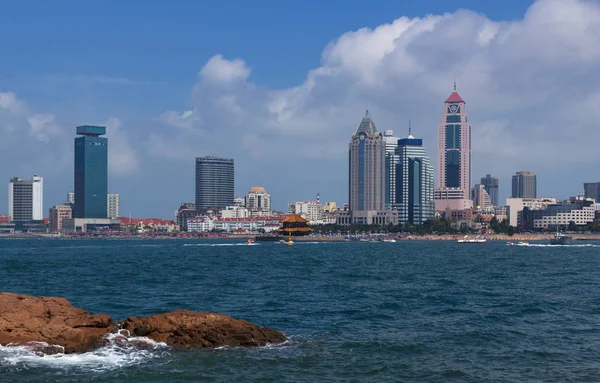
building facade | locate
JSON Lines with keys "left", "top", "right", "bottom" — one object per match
{"left": 584, "top": 182, "right": 600, "bottom": 202}
{"left": 434, "top": 84, "right": 473, "bottom": 211}
{"left": 511, "top": 171, "right": 537, "bottom": 198}
{"left": 288, "top": 201, "right": 323, "bottom": 222}
{"left": 481, "top": 174, "right": 499, "bottom": 206}
{"left": 8, "top": 176, "right": 43, "bottom": 222}
{"left": 349, "top": 110, "right": 386, "bottom": 211}
{"left": 107, "top": 193, "right": 120, "bottom": 219}
{"left": 506, "top": 197, "right": 557, "bottom": 227}
{"left": 245, "top": 187, "right": 271, "bottom": 216}
{"left": 74, "top": 125, "right": 108, "bottom": 218}
{"left": 471, "top": 184, "right": 493, "bottom": 211}
{"left": 67, "top": 192, "right": 75, "bottom": 205}
{"left": 195, "top": 156, "right": 234, "bottom": 210}
{"left": 383, "top": 129, "right": 399, "bottom": 209}
{"left": 394, "top": 133, "right": 434, "bottom": 225}
{"left": 49, "top": 204, "right": 72, "bottom": 232}
{"left": 521, "top": 197, "right": 596, "bottom": 229}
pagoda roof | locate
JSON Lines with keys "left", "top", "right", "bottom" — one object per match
{"left": 445, "top": 91, "right": 464, "bottom": 103}
{"left": 282, "top": 213, "right": 309, "bottom": 223}
{"left": 277, "top": 227, "right": 313, "bottom": 233}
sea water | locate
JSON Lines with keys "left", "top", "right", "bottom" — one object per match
{"left": 1, "top": 238, "right": 600, "bottom": 382}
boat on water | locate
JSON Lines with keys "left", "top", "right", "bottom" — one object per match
{"left": 550, "top": 231, "right": 572, "bottom": 245}
{"left": 457, "top": 235, "right": 487, "bottom": 243}
{"left": 383, "top": 239, "right": 397, "bottom": 243}
{"left": 246, "top": 239, "right": 255, "bottom": 245}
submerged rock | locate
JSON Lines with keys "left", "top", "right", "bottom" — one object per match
{"left": 0, "top": 292, "right": 114, "bottom": 353}
{"left": 120, "top": 310, "right": 286, "bottom": 348}
{"left": 0, "top": 293, "right": 286, "bottom": 353}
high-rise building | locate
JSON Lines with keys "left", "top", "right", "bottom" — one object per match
{"left": 434, "top": 83, "right": 473, "bottom": 211}
{"left": 383, "top": 129, "right": 399, "bottom": 209}
{"left": 67, "top": 192, "right": 75, "bottom": 205}
{"left": 394, "top": 131, "right": 434, "bottom": 225}
{"left": 480, "top": 174, "right": 499, "bottom": 206}
{"left": 8, "top": 176, "right": 43, "bottom": 222}
{"left": 74, "top": 125, "right": 108, "bottom": 218}
{"left": 107, "top": 193, "right": 120, "bottom": 219}
{"left": 511, "top": 171, "right": 536, "bottom": 198}
{"left": 349, "top": 110, "right": 386, "bottom": 211}
{"left": 49, "top": 204, "right": 72, "bottom": 232}
{"left": 471, "top": 184, "right": 492, "bottom": 210}
{"left": 584, "top": 182, "right": 600, "bottom": 202}
{"left": 288, "top": 201, "right": 323, "bottom": 222}
{"left": 245, "top": 187, "right": 271, "bottom": 216}
{"left": 195, "top": 156, "right": 234, "bottom": 210}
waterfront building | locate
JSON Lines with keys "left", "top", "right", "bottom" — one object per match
{"left": 335, "top": 209, "right": 399, "bottom": 226}
{"left": 506, "top": 197, "right": 557, "bottom": 227}
{"left": 471, "top": 184, "right": 493, "bottom": 211}
{"left": 481, "top": 174, "right": 499, "bottom": 206}
{"left": 49, "top": 204, "right": 72, "bottom": 232}
{"left": 175, "top": 203, "right": 201, "bottom": 232}
{"left": 8, "top": 175, "right": 43, "bottom": 223}
{"left": 195, "top": 156, "right": 234, "bottom": 210}
{"left": 107, "top": 193, "right": 120, "bottom": 219}
{"left": 61, "top": 218, "right": 120, "bottom": 233}
{"left": 245, "top": 187, "right": 271, "bottom": 216}
{"left": 434, "top": 83, "right": 473, "bottom": 211}
{"left": 349, "top": 110, "right": 386, "bottom": 212}
{"left": 394, "top": 130, "right": 434, "bottom": 225}
{"left": 584, "top": 182, "right": 600, "bottom": 202}
{"left": 383, "top": 129, "right": 399, "bottom": 208}
{"left": 220, "top": 206, "right": 250, "bottom": 219}
{"left": 233, "top": 196, "right": 245, "bottom": 207}
{"left": 511, "top": 171, "right": 537, "bottom": 198}
{"left": 8, "top": 175, "right": 44, "bottom": 225}
{"left": 74, "top": 125, "right": 108, "bottom": 218}
{"left": 288, "top": 201, "right": 323, "bottom": 222}
{"left": 520, "top": 197, "right": 596, "bottom": 229}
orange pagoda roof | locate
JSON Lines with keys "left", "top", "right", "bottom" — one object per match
{"left": 281, "top": 214, "right": 309, "bottom": 223}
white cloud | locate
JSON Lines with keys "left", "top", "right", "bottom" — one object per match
{"left": 105, "top": 117, "right": 139, "bottom": 176}
{"left": 199, "top": 54, "right": 251, "bottom": 84}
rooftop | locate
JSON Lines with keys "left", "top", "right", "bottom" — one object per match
{"left": 355, "top": 109, "right": 378, "bottom": 135}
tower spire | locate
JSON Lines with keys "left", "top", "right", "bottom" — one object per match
{"left": 453, "top": 79, "right": 457, "bottom": 92}
{"left": 408, "top": 120, "right": 412, "bottom": 137}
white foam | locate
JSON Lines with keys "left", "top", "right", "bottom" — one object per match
{"left": 0, "top": 333, "right": 168, "bottom": 371}
{"left": 510, "top": 243, "right": 600, "bottom": 248}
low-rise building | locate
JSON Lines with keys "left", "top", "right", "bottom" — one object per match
{"left": 506, "top": 198, "right": 557, "bottom": 227}
{"left": 220, "top": 206, "right": 250, "bottom": 219}
{"left": 49, "top": 204, "right": 72, "bottom": 232}
{"left": 336, "top": 210, "right": 399, "bottom": 226}
{"left": 62, "top": 218, "right": 121, "bottom": 233}
{"left": 520, "top": 197, "right": 596, "bottom": 229}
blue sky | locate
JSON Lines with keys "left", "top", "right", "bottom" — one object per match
{"left": 3, "top": 0, "right": 600, "bottom": 218}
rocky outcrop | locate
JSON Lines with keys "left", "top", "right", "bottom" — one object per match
{"left": 120, "top": 310, "right": 286, "bottom": 348}
{"left": 0, "top": 293, "right": 286, "bottom": 353}
{"left": 0, "top": 292, "right": 114, "bottom": 353}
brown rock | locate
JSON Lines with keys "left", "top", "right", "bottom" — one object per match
{"left": 121, "top": 310, "right": 286, "bottom": 348}
{"left": 0, "top": 292, "right": 114, "bottom": 353}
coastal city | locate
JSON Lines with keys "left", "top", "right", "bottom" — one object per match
{"left": 2, "top": 85, "right": 600, "bottom": 238}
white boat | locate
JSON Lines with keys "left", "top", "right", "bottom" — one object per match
{"left": 457, "top": 235, "right": 487, "bottom": 243}
{"left": 383, "top": 239, "right": 396, "bottom": 243}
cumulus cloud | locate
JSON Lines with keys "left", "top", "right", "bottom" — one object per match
{"left": 145, "top": 0, "right": 600, "bottom": 205}
{"left": 105, "top": 117, "right": 140, "bottom": 176}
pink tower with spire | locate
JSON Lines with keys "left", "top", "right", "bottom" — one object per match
{"left": 434, "top": 82, "right": 473, "bottom": 211}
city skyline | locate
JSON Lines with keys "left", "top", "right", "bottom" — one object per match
{"left": 1, "top": 0, "right": 599, "bottom": 218}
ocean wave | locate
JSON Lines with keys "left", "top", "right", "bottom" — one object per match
{"left": 0, "top": 333, "right": 168, "bottom": 372}
{"left": 513, "top": 244, "right": 600, "bottom": 248}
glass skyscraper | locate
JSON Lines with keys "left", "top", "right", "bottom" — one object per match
{"left": 74, "top": 125, "right": 108, "bottom": 218}
{"left": 394, "top": 133, "right": 434, "bottom": 224}
{"left": 195, "top": 156, "right": 234, "bottom": 210}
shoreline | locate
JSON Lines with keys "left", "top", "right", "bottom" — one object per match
{"left": 1, "top": 233, "right": 600, "bottom": 241}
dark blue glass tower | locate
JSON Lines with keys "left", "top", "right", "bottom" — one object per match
{"left": 74, "top": 125, "right": 108, "bottom": 218}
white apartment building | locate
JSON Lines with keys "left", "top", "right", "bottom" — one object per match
{"left": 245, "top": 187, "right": 271, "bottom": 216}
{"left": 8, "top": 176, "right": 43, "bottom": 222}
{"left": 220, "top": 206, "right": 250, "bottom": 218}
{"left": 506, "top": 197, "right": 557, "bottom": 227}
{"left": 107, "top": 193, "right": 120, "bottom": 219}
{"left": 288, "top": 201, "right": 323, "bottom": 222}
